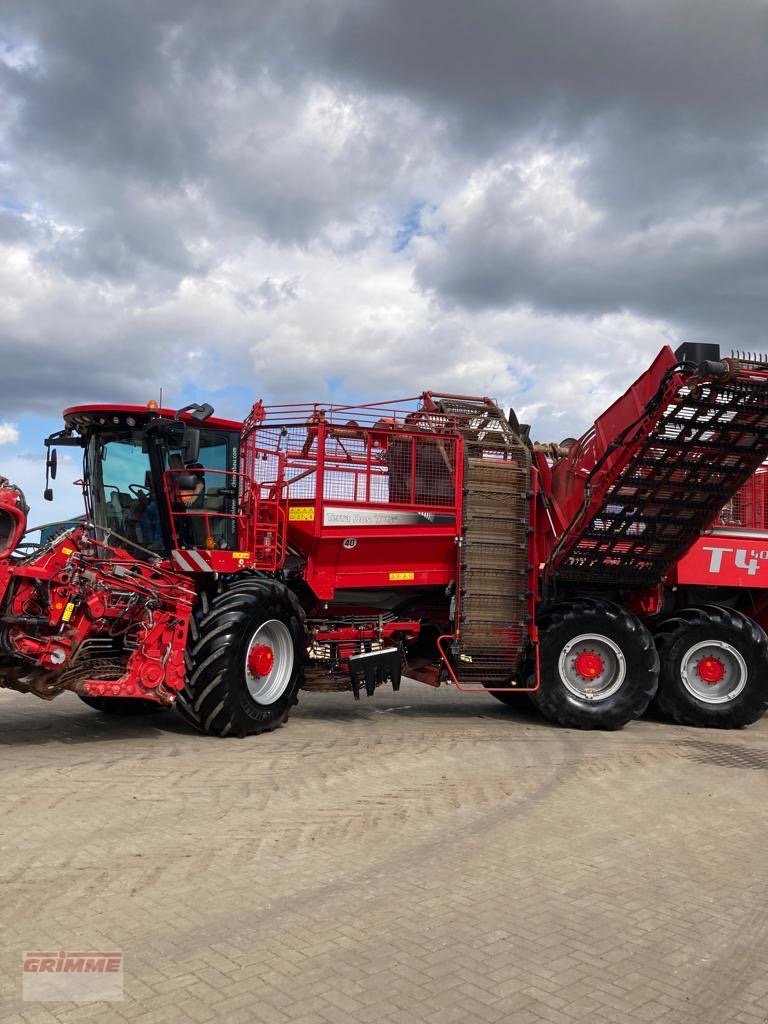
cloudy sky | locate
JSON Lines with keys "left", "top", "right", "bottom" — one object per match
{"left": 2, "top": 0, "right": 767, "bottom": 520}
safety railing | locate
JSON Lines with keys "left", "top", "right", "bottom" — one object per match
{"left": 162, "top": 467, "right": 285, "bottom": 569}
{"left": 242, "top": 409, "right": 461, "bottom": 519}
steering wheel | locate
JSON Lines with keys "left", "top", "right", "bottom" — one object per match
{"left": 129, "top": 484, "right": 150, "bottom": 498}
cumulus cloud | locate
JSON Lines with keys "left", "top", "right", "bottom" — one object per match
{"left": 0, "top": 423, "right": 20, "bottom": 445}
{"left": 0, "top": 0, "right": 765, "bottom": 442}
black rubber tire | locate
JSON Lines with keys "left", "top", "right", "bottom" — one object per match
{"left": 178, "top": 578, "right": 305, "bottom": 737}
{"left": 652, "top": 605, "right": 768, "bottom": 728}
{"left": 530, "top": 598, "right": 659, "bottom": 730}
{"left": 78, "top": 696, "right": 167, "bottom": 715}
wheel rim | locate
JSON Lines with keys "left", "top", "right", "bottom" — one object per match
{"left": 244, "top": 619, "right": 294, "bottom": 704}
{"left": 558, "top": 633, "right": 626, "bottom": 701}
{"left": 680, "top": 640, "right": 747, "bottom": 704}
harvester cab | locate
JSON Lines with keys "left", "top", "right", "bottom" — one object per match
{"left": 48, "top": 403, "right": 246, "bottom": 564}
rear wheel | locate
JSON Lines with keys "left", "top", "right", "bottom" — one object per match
{"left": 652, "top": 606, "right": 768, "bottom": 727}
{"left": 530, "top": 598, "right": 658, "bottom": 729}
{"left": 178, "top": 578, "right": 305, "bottom": 737}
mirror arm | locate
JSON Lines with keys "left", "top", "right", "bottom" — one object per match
{"left": 174, "top": 402, "right": 215, "bottom": 423}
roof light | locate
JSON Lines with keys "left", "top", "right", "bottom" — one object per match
{"left": 147, "top": 399, "right": 159, "bottom": 410}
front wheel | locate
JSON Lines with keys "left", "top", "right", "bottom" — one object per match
{"left": 530, "top": 598, "right": 658, "bottom": 729}
{"left": 652, "top": 606, "right": 768, "bottom": 728}
{"left": 178, "top": 579, "right": 306, "bottom": 737}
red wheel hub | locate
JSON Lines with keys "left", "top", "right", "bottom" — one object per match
{"left": 573, "top": 651, "right": 604, "bottom": 680}
{"left": 248, "top": 644, "right": 274, "bottom": 678}
{"left": 696, "top": 656, "right": 726, "bottom": 685}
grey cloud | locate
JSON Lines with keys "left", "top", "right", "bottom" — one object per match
{"left": 327, "top": 0, "right": 768, "bottom": 340}
{"left": 0, "top": 208, "right": 34, "bottom": 243}
{"left": 2, "top": 0, "right": 431, "bottom": 258}
{"left": 2, "top": 3, "right": 206, "bottom": 184}
{"left": 413, "top": 159, "right": 768, "bottom": 346}
{"left": 0, "top": 324, "right": 240, "bottom": 417}
{"left": 2, "top": 336, "right": 145, "bottom": 414}
{"left": 328, "top": 0, "right": 768, "bottom": 147}
{"left": 37, "top": 206, "right": 204, "bottom": 285}
{"left": 235, "top": 277, "right": 299, "bottom": 312}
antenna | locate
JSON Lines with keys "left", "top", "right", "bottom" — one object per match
{"left": 159, "top": 386, "right": 163, "bottom": 410}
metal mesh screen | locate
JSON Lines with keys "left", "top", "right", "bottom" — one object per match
{"left": 716, "top": 470, "right": 768, "bottom": 529}
{"left": 551, "top": 379, "right": 768, "bottom": 585}
{"left": 243, "top": 410, "right": 460, "bottom": 511}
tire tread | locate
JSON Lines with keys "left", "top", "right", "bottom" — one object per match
{"left": 181, "top": 579, "right": 305, "bottom": 737}
{"left": 531, "top": 598, "right": 658, "bottom": 730}
{"left": 653, "top": 605, "right": 768, "bottom": 728}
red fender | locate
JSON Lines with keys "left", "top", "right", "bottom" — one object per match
{"left": 0, "top": 477, "right": 28, "bottom": 560}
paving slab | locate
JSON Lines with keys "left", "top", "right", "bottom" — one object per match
{"left": 1, "top": 686, "right": 767, "bottom": 1023}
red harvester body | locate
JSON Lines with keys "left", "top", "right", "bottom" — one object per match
{"left": 2, "top": 344, "right": 768, "bottom": 733}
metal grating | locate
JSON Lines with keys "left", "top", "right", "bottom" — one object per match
{"left": 551, "top": 377, "right": 768, "bottom": 586}
{"left": 243, "top": 412, "right": 459, "bottom": 510}
{"left": 716, "top": 469, "right": 768, "bottom": 529}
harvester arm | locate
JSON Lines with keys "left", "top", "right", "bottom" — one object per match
{"left": 0, "top": 479, "right": 194, "bottom": 704}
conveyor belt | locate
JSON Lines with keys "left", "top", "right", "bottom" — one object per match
{"left": 550, "top": 370, "right": 768, "bottom": 586}
{"left": 431, "top": 396, "right": 532, "bottom": 685}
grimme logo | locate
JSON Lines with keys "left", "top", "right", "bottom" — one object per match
{"left": 22, "top": 950, "right": 123, "bottom": 1002}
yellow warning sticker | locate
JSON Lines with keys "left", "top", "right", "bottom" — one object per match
{"left": 61, "top": 547, "right": 73, "bottom": 555}
{"left": 289, "top": 506, "right": 315, "bottom": 522}
{"left": 389, "top": 571, "right": 415, "bottom": 581}
{"left": 232, "top": 552, "right": 251, "bottom": 560}
{"left": 62, "top": 602, "right": 76, "bottom": 622}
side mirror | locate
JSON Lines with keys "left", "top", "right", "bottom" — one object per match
{"left": 44, "top": 446, "right": 58, "bottom": 499}
{"left": 42, "top": 429, "right": 84, "bottom": 501}
{"left": 175, "top": 402, "right": 214, "bottom": 423}
{"left": 191, "top": 403, "right": 214, "bottom": 422}
{"left": 183, "top": 427, "right": 200, "bottom": 464}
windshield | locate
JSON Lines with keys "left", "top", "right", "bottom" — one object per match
{"left": 88, "top": 432, "right": 162, "bottom": 550}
